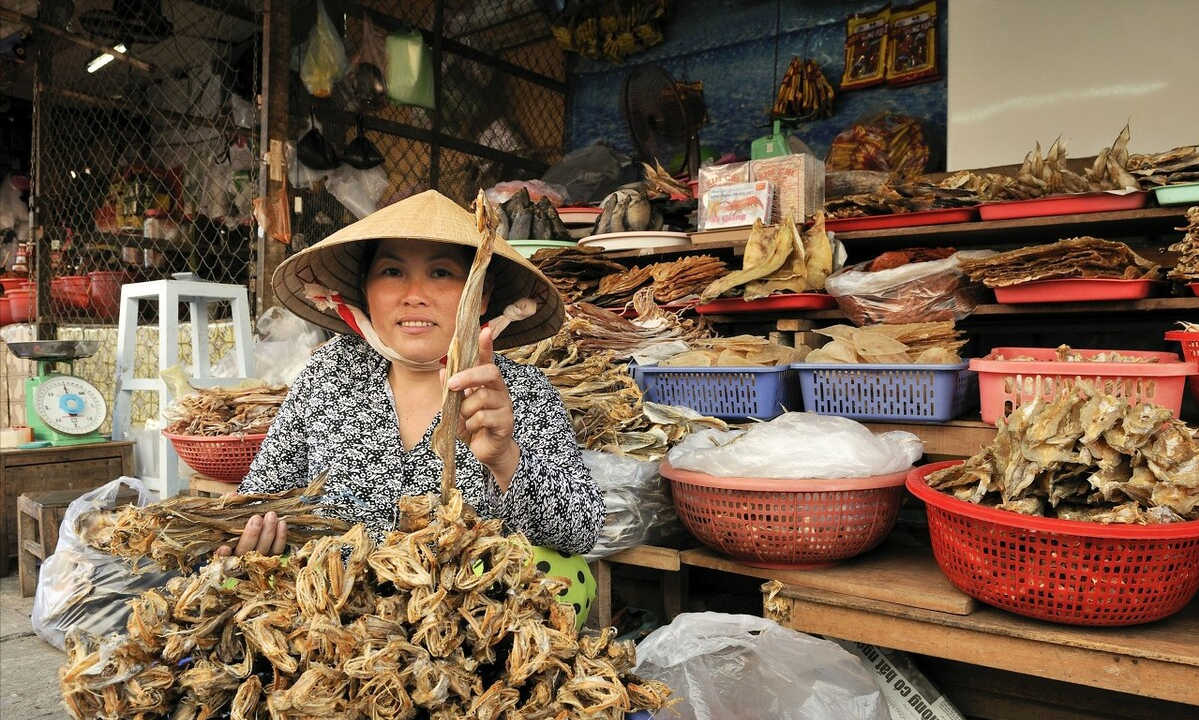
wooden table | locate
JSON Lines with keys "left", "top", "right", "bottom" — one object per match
{"left": 0, "top": 441, "right": 134, "bottom": 575}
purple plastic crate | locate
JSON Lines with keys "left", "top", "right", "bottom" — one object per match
{"left": 793, "top": 362, "right": 978, "bottom": 423}
{"left": 632, "top": 364, "right": 800, "bottom": 420}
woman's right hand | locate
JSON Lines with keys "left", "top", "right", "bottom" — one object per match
{"left": 214, "top": 512, "right": 289, "bottom": 557}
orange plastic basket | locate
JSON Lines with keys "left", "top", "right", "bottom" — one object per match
{"left": 163, "top": 432, "right": 267, "bottom": 483}
{"left": 908, "top": 461, "right": 1199, "bottom": 626}
{"left": 660, "top": 460, "right": 907, "bottom": 569}
{"left": 1164, "top": 330, "right": 1199, "bottom": 402}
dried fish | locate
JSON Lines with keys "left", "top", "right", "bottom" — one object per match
{"left": 164, "top": 384, "right": 289, "bottom": 436}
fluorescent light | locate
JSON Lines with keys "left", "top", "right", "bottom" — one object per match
{"left": 87, "top": 44, "right": 127, "bottom": 74}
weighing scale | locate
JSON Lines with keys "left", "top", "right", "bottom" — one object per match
{"left": 4, "top": 340, "right": 108, "bottom": 447}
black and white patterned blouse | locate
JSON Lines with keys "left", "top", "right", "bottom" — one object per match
{"left": 239, "top": 334, "right": 604, "bottom": 554}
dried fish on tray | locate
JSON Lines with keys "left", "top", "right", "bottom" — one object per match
{"left": 1168, "top": 207, "right": 1199, "bottom": 282}
{"left": 958, "top": 237, "right": 1160, "bottom": 287}
{"left": 62, "top": 489, "right": 673, "bottom": 720}
{"left": 163, "top": 384, "right": 289, "bottom": 436}
{"left": 82, "top": 476, "right": 351, "bottom": 572}
{"left": 802, "top": 321, "right": 966, "bottom": 364}
{"left": 925, "top": 381, "right": 1199, "bottom": 522}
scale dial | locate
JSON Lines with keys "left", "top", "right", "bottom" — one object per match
{"left": 33, "top": 375, "right": 107, "bottom": 435}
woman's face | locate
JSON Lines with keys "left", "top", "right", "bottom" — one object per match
{"left": 364, "top": 238, "right": 483, "bottom": 363}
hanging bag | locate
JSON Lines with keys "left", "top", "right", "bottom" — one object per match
{"left": 296, "top": 110, "right": 341, "bottom": 171}
{"left": 341, "top": 115, "right": 385, "bottom": 170}
{"left": 386, "top": 27, "right": 436, "bottom": 109}
{"left": 300, "top": 0, "right": 349, "bottom": 98}
{"left": 352, "top": 15, "right": 388, "bottom": 110}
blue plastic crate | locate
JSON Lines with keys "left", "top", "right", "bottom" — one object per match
{"left": 793, "top": 362, "right": 978, "bottom": 423}
{"left": 632, "top": 364, "right": 800, "bottom": 420}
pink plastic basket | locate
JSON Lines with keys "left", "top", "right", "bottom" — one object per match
{"left": 1164, "top": 330, "right": 1199, "bottom": 402}
{"left": 660, "top": 459, "right": 907, "bottom": 569}
{"left": 163, "top": 432, "right": 266, "bottom": 482}
{"left": 909, "top": 461, "right": 1199, "bottom": 626}
{"left": 970, "top": 347, "right": 1194, "bottom": 425}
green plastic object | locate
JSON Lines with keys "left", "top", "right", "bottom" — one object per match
{"left": 751, "top": 120, "right": 792, "bottom": 161}
{"left": 531, "top": 545, "right": 596, "bottom": 632}
{"left": 386, "top": 30, "right": 435, "bottom": 109}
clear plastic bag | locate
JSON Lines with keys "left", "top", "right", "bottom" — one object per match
{"left": 300, "top": 0, "right": 349, "bottom": 98}
{"left": 326, "top": 163, "right": 389, "bottom": 219}
{"left": 582, "top": 450, "right": 683, "bottom": 562}
{"left": 633, "top": 612, "right": 889, "bottom": 720}
{"left": 666, "top": 412, "right": 923, "bottom": 479}
{"left": 824, "top": 250, "right": 993, "bottom": 326}
{"left": 350, "top": 14, "right": 388, "bottom": 110}
{"left": 31, "top": 477, "right": 177, "bottom": 650}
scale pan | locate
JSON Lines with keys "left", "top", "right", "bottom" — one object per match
{"left": 4, "top": 340, "right": 102, "bottom": 360}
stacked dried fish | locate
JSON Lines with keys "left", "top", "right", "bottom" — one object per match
{"left": 660, "top": 335, "right": 808, "bottom": 367}
{"left": 1168, "top": 206, "right": 1199, "bottom": 282}
{"left": 825, "top": 181, "right": 981, "bottom": 218}
{"left": 924, "top": 382, "right": 1199, "bottom": 523}
{"left": 163, "top": 384, "right": 289, "bottom": 436}
{"left": 62, "top": 490, "right": 673, "bottom": 720}
{"left": 959, "top": 237, "right": 1160, "bottom": 287}
{"left": 699, "top": 213, "right": 834, "bottom": 302}
{"left": 1127, "top": 145, "right": 1199, "bottom": 187}
{"left": 567, "top": 289, "right": 713, "bottom": 358}
{"left": 530, "top": 246, "right": 628, "bottom": 303}
{"left": 82, "top": 477, "right": 351, "bottom": 572}
{"left": 802, "top": 321, "right": 966, "bottom": 364}
{"left": 584, "top": 255, "right": 727, "bottom": 307}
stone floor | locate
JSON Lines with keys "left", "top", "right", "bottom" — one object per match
{"left": 0, "top": 572, "right": 69, "bottom": 719}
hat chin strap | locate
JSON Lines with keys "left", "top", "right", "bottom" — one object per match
{"left": 304, "top": 283, "right": 537, "bottom": 371}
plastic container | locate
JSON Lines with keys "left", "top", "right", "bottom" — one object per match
{"left": 0, "top": 297, "right": 11, "bottom": 326}
{"left": 89, "top": 270, "right": 131, "bottom": 319}
{"left": 1164, "top": 330, "right": 1199, "bottom": 402}
{"left": 162, "top": 432, "right": 267, "bottom": 483}
{"left": 662, "top": 459, "right": 907, "bottom": 569}
{"left": 694, "top": 292, "right": 838, "bottom": 315}
{"left": 976, "top": 190, "right": 1150, "bottom": 221}
{"left": 507, "top": 239, "right": 576, "bottom": 258}
{"left": 6, "top": 288, "right": 34, "bottom": 322}
{"left": 0, "top": 277, "right": 28, "bottom": 294}
{"left": 970, "top": 347, "right": 1194, "bottom": 425}
{"left": 632, "top": 364, "right": 799, "bottom": 420}
{"left": 825, "top": 206, "right": 978, "bottom": 233}
{"left": 1150, "top": 182, "right": 1199, "bottom": 206}
{"left": 794, "top": 362, "right": 977, "bottom": 423}
{"left": 908, "top": 461, "right": 1199, "bottom": 626}
{"left": 991, "top": 277, "right": 1160, "bottom": 303}
{"left": 51, "top": 275, "right": 92, "bottom": 311}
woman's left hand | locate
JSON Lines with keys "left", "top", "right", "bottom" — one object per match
{"left": 446, "top": 326, "right": 521, "bottom": 488}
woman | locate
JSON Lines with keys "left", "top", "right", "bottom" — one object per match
{"left": 222, "top": 189, "right": 604, "bottom": 559}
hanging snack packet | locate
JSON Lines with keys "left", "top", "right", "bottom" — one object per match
{"left": 841, "top": 6, "right": 890, "bottom": 91}
{"left": 887, "top": 1, "right": 940, "bottom": 86}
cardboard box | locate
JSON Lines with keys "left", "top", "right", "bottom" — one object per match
{"left": 751, "top": 154, "right": 825, "bottom": 222}
{"left": 702, "top": 181, "right": 777, "bottom": 230}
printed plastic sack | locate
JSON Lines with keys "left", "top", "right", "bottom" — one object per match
{"left": 582, "top": 449, "right": 683, "bottom": 562}
{"left": 300, "top": 0, "right": 349, "bottom": 98}
{"left": 386, "top": 29, "right": 435, "bottom": 109}
{"left": 633, "top": 612, "right": 889, "bottom": 720}
{"left": 666, "top": 412, "right": 923, "bottom": 479}
{"left": 31, "top": 477, "right": 177, "bottom": 650}
{"left": 824, "top": 249, "right": 993, "bottom": 326}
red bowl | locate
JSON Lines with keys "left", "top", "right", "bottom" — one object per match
{"left": 5, "top": 289, "right": 34, "bottom": 322}
{"left": 0, "top": 277, "right": 29, "bottom": 294}
{"left": 52, "top": 276, "right": 92, "bottom": 311}
{"left": 88, "top": 271, "right": 131, "bottom": 319}
{"left": 0, "top": 297, "right": 11, "bottom": 326}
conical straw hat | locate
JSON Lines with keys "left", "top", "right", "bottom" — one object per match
{"left": 272, "top": 189, "right": 564, "bottom": 350}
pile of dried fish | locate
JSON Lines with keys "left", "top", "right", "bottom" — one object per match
{"left": 1168, "top": 206, "right": 1199, "bottom": 282}
{"left": 802, "top": 321, "right": 965, "bottom": 364}
{"left": 62, "top": 490, "right": 673, "bottom": 720}
{"left": 699, "top": 213, "right": 833, "bottom": 302}
{"left": 81, "top": 477, "right": 351, "bottom": 572}
{"left": 1127, "top": 145, "right": 1199, "bottom": 187}
{"left": 530, "top": 246, "right": 629, "bottom": 303}
{"left": 163, "top": 384, "right": 289, "bottom": 436}
{"left": 497, "top": 187, "right": 572, "bottom": 241}
{"left": 825, "top": 181, "right": 981, "bottom": 218}
{"left": 659, "top": 335, "right": 808, "bottom": 367}
{"left": 940, "top": 125, "right": 1140, "bottom": 202}
{"left": 566, "top": 290, "right": 713, "bottom": 358}
{"left": 584, "top": 255, "right": 727, "bottom": 307}
{"left": 959, "top": 237, "right": 1160, "bottom": 287}
{"left": 924, "top": 382, "right": 1199, "bottom": 523}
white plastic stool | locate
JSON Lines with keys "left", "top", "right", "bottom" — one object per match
{"left": 110, "top": 279, "right": 256, "bottom": 497}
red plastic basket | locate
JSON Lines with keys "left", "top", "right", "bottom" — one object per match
{"left": 660, "top": 459, "right": 907, "bottom": 569}
{"left": 908, "top": 461, "right": 1199, "bottom": 626}
{"left": 1164, "top": 330, "right": 1199, "bottom": 402}
{"left": 163, "top": 432, "right": 267, "bottom": 483}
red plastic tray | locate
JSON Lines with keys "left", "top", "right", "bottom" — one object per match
{"left": 1189, "top": 282, "right": 1199, "bottom": 297}
{"left": 976, "top": 190, "right": 1149, "bottom": 221}
{"left": 825, "top": 207, "right": 978, "bottom": 232}
{"left": 992, "top": 278, "right": 1160, "bottom": 303}
{"left": 694, "top": 293, "right": 838, "bottom": 314}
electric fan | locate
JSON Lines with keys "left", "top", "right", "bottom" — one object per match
{"left": 621, "top": 64, "right": 706, "bottom": 179}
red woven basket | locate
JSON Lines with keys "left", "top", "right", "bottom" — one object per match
{"left": 908, "top": 461, "right": 1199, "bottom": 626}
{"left": 163, "top": 432, "right": 267, "bottom": 483}
{"left": 660, "top": 459, "right": 907, "bottom": 569}
{"left": 1164, "top": 330, "right": 1199, "bottom": 402}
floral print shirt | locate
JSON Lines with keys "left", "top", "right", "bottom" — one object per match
{"left": 239, "top": 334, "right": 604, "bottom": 554}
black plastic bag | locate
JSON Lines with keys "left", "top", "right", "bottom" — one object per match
{"left": 297, "top": 110, "right": 341, "bottom": 170}
{"left": 341, "top": 115, "right": 384, "bottom": 170}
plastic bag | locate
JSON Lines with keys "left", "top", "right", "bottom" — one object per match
{"left": 666, "top": 412, "right": 923, "bottom": 479}
{"left": 341, "top": 115, "right": 385, "bottom": 170}
{"left": 541, "top": 144, "right": 631, "bottom": 206}
{"left": 31, "top": 477, "right": 177, "bottom": 650}
{"left": 633, "top": 612, "right": 889, "bottom": 720}
{"left": 300, "top": 0, "right": 348, "bottom": 98}
{"left": 213, "top": 305, "right": 328, "bottom": 384}
{"left": 297, "top": 110, "right": 341, "bottom": 171}
{"left": 350, "top": 14, "right": 388, "bottom": 110}
{"left": 326, "top": 163, "right": 389, "bottom": 219}
{"left": 582, "top": 450, "right": 683, "bottom": 562}
{"left": 824, "top": 249, "right": 993, "bottom": 326}
{"left": 386, "top": 29, "right": 435, "bottom": 109}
